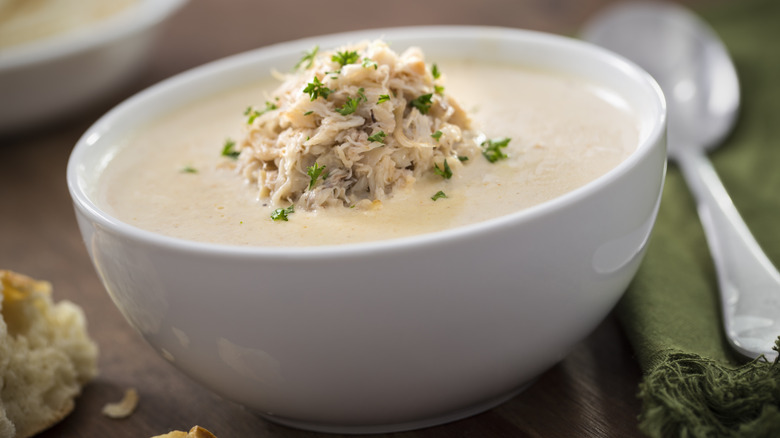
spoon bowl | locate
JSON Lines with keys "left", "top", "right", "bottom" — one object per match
{"left": 583, "top": 2, "right": 739, "bottom": 152}
{"left": 583, "top": 2, "right": 780, "bottom": 360}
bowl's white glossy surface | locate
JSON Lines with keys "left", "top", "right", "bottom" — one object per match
{"left": 0, "top": 0, "right": 186, "bottom": 133}
{"left": 67, "top": 26, "right": 666, "bottom": 434}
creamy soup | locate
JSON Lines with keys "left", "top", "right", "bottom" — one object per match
{"left": 0, "top": 0, "right": 137, "bottom": 49}
{"left": 97, "top": 61, "right": 638, "bottom": 247}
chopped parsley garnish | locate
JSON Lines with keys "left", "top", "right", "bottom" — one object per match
{"left": 307, "top": 162, "right": 327, "bottom": 189}
{"left": 221, "top": 138, "right": 240, "bottom": 159}
{"left": 458, "top": 155, "right": 469, "bottom": 162}
{"left": 336, "top": 88, "right": 367, "bottom": 115}
{"left": 271, "top": 204, "right": 295, "bottom": 221}
{"left": 244, "top": 106, "right": 258, "bottom": 123}
{"left": 304, "top": 110, "right": 314, "bottom": 116}
{"left": 410, "top": 93, "right": 433, "bottom": 114}
{"left": 303, "top": 77, "right": 332, "bottom": 101}
{"left": 434, "top": 85, "right": 445, "bottom": 95}
{"left": 431, "top": 130, "right": 443, "bottom": 141}
{"left": 431, "top": 63, "right": 441, "bottom": 79}
{"left": 431, "top": 190, "right": 447, "bottom": 201}
{"left": 367, "top": 131, "right": 386, "bottom": 144}
{"left": 481, "top": 137, "right": 511, "bottom": 163}
{"left": 362, "top": 58, "right": 378, "bottom": 69}
{"left": 294, "top": 45, "right": 319, "bottom": 70}
{"left": 433, "top": 159, "right": 452, "bottom": 179}
{"left": 337, "top": 99, "right": 359, "bottom": 115}
{"left": 245, "top": 101, "right": 277, "bottom": 124}
{"left": 180, "top": 165, "right": 198, "bottom": 174}
{"left": 377, "top": 94, "right": 391, "bottom": 104}
{"left": 332, "top": 50, "right": 360, "bottom": 66}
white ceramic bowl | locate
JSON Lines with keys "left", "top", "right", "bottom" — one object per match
{"left": 0, "top": 0, "right": 187, "bottom": 133}
{"left": 67, "top": 26, "right": 666, "bottom": 434}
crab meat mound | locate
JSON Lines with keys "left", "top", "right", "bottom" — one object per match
{"left": 234, "top": 40, "right": 480, "bottom": 209}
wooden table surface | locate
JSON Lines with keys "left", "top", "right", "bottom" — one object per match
{"left": 1, "top": 0, "right": 711, "bottom": 436}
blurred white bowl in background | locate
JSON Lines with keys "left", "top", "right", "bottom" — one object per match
{"left": 0, "top": 0, "right": 187, "bottom": 133}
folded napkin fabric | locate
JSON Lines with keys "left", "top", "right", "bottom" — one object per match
{"left": 615, "top": 0, "right": 780, "bottom": 436}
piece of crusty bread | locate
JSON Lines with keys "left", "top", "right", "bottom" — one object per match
{"left": 0, "top": 270, "right": 98, "bottom": 438}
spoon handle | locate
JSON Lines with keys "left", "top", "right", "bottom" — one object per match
{"left": 675, "top": 147, "right": 780, "bottom": 360}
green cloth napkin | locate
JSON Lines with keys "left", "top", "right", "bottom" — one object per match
{"left": 615, "top": 0, "right": 780, "bottom": 436}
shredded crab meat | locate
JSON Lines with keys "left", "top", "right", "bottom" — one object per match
{"left": 234, "top": 40, "right": 480, "bottom": 209}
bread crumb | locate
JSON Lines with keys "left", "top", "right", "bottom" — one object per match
{"left": 152, "top": 425, "right": 218, "bottom": 438}
{"left": 151, "top": 432, "right": 188, "bottom": 438}
{"left": 187, "top": 426, "right": 218, "bottom": 438}
{"left": 101, "top": 388, "right": 139, "bottom": 419}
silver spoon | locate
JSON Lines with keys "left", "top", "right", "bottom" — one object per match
{"left": 582, "top": 2, "right": 780, "bottom": 360}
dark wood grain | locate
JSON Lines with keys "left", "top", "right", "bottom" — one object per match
{"left": 0, "top": 0, "right": 712, "bottom": 436}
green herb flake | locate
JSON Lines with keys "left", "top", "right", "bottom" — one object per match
{"left": 332, "top": 50, "right": 360, "bottom": 67}
{"left": 377, "top": 94, "right": 391, "bottom": 104}
{"left": 431, "top": 130, "right": 443, "bottom": 141}
{"left": 431, "top": 190, "right": 447, "bottom": 201}
{"left": 431, "top": 63, "right": 441, "bottom": 80}
{"left": 243, "top": 106, "right": 257, "bottom": 123}
{"left": 433, "top": 159, "right": 452, "bottom": 179}
{"left": 481, "top": 137, "right": 511, "bottom": 163}
{"left": 362, "top": 58, "right": 378, "bottom": 69}
{"left": 367, "top": 131, "right": 386, "bottom": 144}
{"left": 458, "top": 155, "right": 469, "bottom": 162}
{"left": 221, "top": 138, "right": 240, "bottom": 159}
{"left": 307, "top": 162, "right": 327, "bottom": 189}
{"left": 336, "top": 97, "right": 360, "bottom": 116}
{"left": 336, "top": 87, "right": 367, "bottom": 116}
{"left": 303, "top": 76, "right": 332, "bottom": 101}
{"left": 336, "top": 98, "right": 359, "bottom": 116}
{"left": 304, "top": 110, "right": 314, "bottom": 116}
{"left": 410, "top": 93, "right": 433, "bottom": 114}
{"left": 271, "top": 204, "right": 295, "bottom": 222}
{"left": 244, "top": 101, "right": 278, "bottom": 124}
{"left": 180, "top": 165, "right": 198, "bottom": 174}
{"left": 434, "top": 85, "right": 445, "bottom": 95}
{"left": 294, "top": 45, "right": 319, "bottom": 70}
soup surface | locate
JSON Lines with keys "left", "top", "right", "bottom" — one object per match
{"left": 97, "top": 60, "right": 639, "bottom": 247}
{"left": 0, "top": 0, "right": 137, "bottom": 49}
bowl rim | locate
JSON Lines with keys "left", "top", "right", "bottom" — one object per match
{"left": 67, "top": 24, "right": 666, "bottom": 258}
{"left": 0, "top": 0, "right": 188, "bottom": 70}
